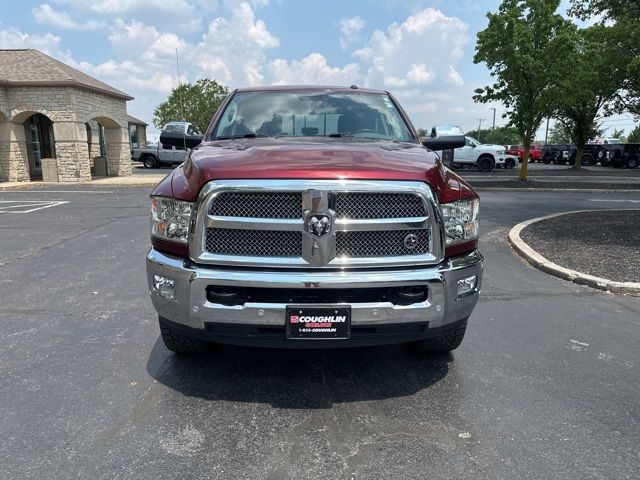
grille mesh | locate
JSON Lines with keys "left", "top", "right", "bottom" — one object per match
{"left": 334, "top": 192, "right": 426, "bottom": 219}
{"left": 209, "top": 192, "right": 302, "bottom": 218}
{"left": 336, "top": 229, "right": 430, "bottom": 257}
{"left": 205, "top": 229, "right": 302, "bottom": 257}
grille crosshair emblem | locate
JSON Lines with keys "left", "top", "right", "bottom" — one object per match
{"left": 404, "top": 233, "right": 419, "bottom": 250}
{"left": 307, "top": 214, "right": 332, "bottom": 238}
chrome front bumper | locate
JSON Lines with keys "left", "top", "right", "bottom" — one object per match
{"left": 146, "top": 248, "right": 483, "bottom": 332}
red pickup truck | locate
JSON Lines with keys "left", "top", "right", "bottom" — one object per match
{"left": 505, "top": 144, "right": 541, "bottom": 162}
{"left": 147, "top": 86, "right": 483, "bottom": 355}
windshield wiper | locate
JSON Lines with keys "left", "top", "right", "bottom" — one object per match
{"left": 215, "top": 132, "right": 272, "bottom": 140}
{"left": 327, "top": 133, "right": 355, "bottom": 138}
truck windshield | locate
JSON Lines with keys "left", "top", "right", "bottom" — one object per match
{"left": 212, "top": 91, "right": 415, "bottom": 142}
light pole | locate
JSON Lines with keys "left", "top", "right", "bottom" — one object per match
{"left": 476, "top": 118, "right": 485, "bottom": 143}
{"left": 489, "top": 108, "right": 496, "bottom": 143}
{"left": 544, "top": 117, "right": 550, "bottom": 145}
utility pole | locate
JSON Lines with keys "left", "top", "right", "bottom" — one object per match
{"left": 544, "top": 117, "right": 550, "bottom": 145}
{"left": 476, "top": 118, "right": 485, "bottom": 143}
{"left": 175, "top": 48, "right": 186, "bottom": 122}
{"left": 489, "top": 108, "right": 496, "bottom": 144}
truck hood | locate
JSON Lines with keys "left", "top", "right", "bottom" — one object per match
{"left": 476, "top": 144, "right": 504, "bottom": 153}
{"left": 155, "top": 139, "right": 476, "bottom": 203}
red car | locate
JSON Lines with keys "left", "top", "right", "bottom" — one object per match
{"left": 148, "top": 85, "right": 483, "bottom": 354}
{"left": 505, "top": 145, "right": 522, "bottom": 159}
{"left": 505, "top": 145, "right": 541, "bottom": 162}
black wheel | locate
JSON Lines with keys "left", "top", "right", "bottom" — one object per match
{"left": 477, "top": 156, "right": 495, "bottom": 172}
{"left": 627, "top": 155, "right": 640, "bottom": 169}
{"left": 543, "top": 158, "right": 551, "bottom": 164}
{"left": 142, "top": 156, "right": 157, "bottom": 169}
{"left": 159, "top": 317, "right": 206, "bottom": 354}
{"left": 409, "top": 319, "right": 468, "bottom": 352}
{"left": 505, "top": 158, "right": 516, "bottom": 169}
{"left": 581, "top": 155, "right": 592, "bottom": 166}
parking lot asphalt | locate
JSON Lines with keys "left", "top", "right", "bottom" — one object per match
{"left": 1, "top": 186, "right": 639, "bottom": 479}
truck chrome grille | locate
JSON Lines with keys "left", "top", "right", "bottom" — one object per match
{"left": 193, "top": 180, "right": 442, "bottom": 268}
{"left": 205, "top": 229, "right": 302, "bottom": 257}
{"left": 334, "top": 192, "right": 426, "bottom": 219}
{"left": 209, "top": 192, "right": 302, "bottom": 219}
{"left": 336, "top": 230, "right": 430, "bottom": 257}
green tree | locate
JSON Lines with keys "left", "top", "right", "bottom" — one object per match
{"left": 610, "top": 128, "right": 626, "bottom": 143}
{"left": 570, "top": 1, "right": 640, "bottom": 115}
{"left": 466, "top": 126, "right": 521, "bottom": 145}
{"left": 474, "top": 0, "right": 576, "bottom": 180}
{"left": 554, "top": 24, "right": 626, "bottom": 169}
{"left": 628, "top": 125, "right": 640, "bottom": 144}
{"left": 547, "top": 122, "right": 572, "bottom": 144}
{"left": 153, "top": 78, "right": 229, "bottom": 133}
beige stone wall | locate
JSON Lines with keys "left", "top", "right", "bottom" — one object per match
{"left": 0, "top": 84, "right": 131, "bottom": 182}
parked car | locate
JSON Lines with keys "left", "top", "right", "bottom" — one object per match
{"left": 541, "top": 144, "right": 555, "bottom": 164}
{"left": 505, "top": 144, "right": 541, "bottom": 162}
{"left": 148, "top": 85, "right": 483, "bottom": 354}
{"left": 505, "top": 145, "right": 523, "bottom": 160}
{"left": 450, "top": 136, "right": 506, "bottom": 172}
{"left": 528, "top": 144, "right": 542, "bottom": 162}
{"left": 589, "top": 137, "right": 623, "bottom": 145}
{"left": 132, "top": 122, "right": 201, "bottom": 168}
{"left": 503, "top": 154, "right": 518, "bottom": 169}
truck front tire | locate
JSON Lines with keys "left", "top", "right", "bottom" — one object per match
{"left": 409, "top": 319, "right": 468, "bottom": 353}
{"left": 159, "top": 317, "right": 206, "bottom": 354}
{"left": 142, "top": 156, "right": 157, "bottom": 169}
{"left": 477, "top": 156, "right": 495, "bottom": 172}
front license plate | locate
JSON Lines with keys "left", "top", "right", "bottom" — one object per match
{"left": 286, "top": 306, "right": 351, "bottom": 340}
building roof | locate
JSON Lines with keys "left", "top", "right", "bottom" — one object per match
{"left": 0, "top": 49, "right": 133, "bottom": 100}
{"left": 126, "top": 114, "right": 148, "bottom": 126}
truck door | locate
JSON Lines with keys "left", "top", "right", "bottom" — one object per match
{"left": 455, "top": 137, "right": 475, "bottom": 163}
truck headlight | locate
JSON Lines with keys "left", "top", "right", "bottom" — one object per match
{"left": 441, "top": 199, "right": 479, "bottom": 245}
{"left": 151, "top": 196, "right": 193, "bottom": 244}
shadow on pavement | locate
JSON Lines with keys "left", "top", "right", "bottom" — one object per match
{"left": 146, "top": 337, "right": 453, "bottom": 409}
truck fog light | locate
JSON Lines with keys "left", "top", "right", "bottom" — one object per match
{"left": 457, "top": 275, "right": 477, "bottom": 299}
{"left": 153, "top": 275, "right": 175, "bottom": 299}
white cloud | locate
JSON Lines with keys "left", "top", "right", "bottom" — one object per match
{"left": 339, "top": 16, "right": 366, "bottom": 50}
{"left": 0, "top": 28, "right": 63, "bottom": 55}
{"left": 33, "top": 4, "right": 105, "bottom": 30}
{"left": 196, "top": 2, "right": 279, "bottom": 85}
{"left": 270, "top": 53, "right": 360, "bottom": 86}
{"left": 447, "top": 66, "right": 464, "bottom": 86}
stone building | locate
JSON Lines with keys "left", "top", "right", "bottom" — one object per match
{"left": 127, "top": 114, "right": 148, "bottom": 149}
{"left": 0, "top": 49, "right": 139, "bottom": 183}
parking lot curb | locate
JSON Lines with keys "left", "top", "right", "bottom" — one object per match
{"left": 508, "top": 210, "right": 640, "bottom": 294}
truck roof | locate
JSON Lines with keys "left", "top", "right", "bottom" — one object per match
{"left": 234, "top": 85, "right": 389, "bottom": 95}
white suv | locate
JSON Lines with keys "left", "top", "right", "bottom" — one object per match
{"left": 452, "top": 137, "right": 506, "bottom": 172}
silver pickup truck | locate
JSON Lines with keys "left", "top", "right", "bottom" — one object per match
{"left": 132, "top": 122, "right": 201, "bottom": 168}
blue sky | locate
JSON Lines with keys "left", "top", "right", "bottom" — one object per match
{"left": 1, "top": 0, "right": 636, "bottom": 137}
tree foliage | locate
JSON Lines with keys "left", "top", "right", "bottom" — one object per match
{"left": 628, "top": 125, "right": 640, "bottom": 144}
{"left": 570, "top": 1, "right": 640, "bottom": 115}
{"left": 153, "top": 79, "right": 229, "bottom": 133}
{"left": 474, "top": 0, "right": 576, "bottom": 180}
{"left": 554, "top": 24, "right": 627, "bottom": 168}
{"left": 465, "top": 126, "right": 521, "bottom": 145}
{"left": 547, "top": 123, "right": 572, "bottom": 144}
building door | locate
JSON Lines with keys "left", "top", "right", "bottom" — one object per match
{"left": 26, "top": 113, "right": 55, "bottom": 181}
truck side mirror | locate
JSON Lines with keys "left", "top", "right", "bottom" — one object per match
{"left": 420, "top": 125, "right": 465, "bottom": 151}
{"left": 159, "top": 130, "right": 204, "bottom": 150}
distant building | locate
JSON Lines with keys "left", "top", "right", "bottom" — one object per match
{"left": 127, "top": 114, "right": 148, "bottom": 149}
{"left": 0, "top": 49, "right": 143, "bottom": 182}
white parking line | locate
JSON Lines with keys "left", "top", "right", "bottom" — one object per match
{"left": 0, "top": 200, "right": 69, "bottom": 213}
